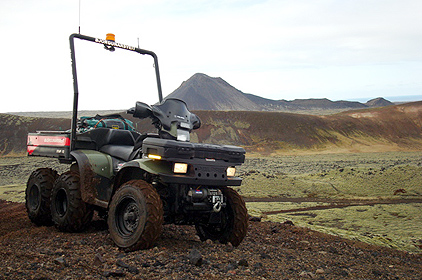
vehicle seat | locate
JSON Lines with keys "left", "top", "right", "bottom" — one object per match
{"left": 76, "top": 128, "right": 158, "bottom": 161}
{"left": 99, "top": 129, "right": 140, "bottom": 161}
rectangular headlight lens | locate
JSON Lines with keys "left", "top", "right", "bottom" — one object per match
{"left": 174, "top": 163, "right": 188, "bottom": 174}
{"left": 227, "top": 167, "right": 236, "bottom": 177}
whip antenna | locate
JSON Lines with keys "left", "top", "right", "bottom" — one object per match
{"left": 78, "top": 0, "right": 81, "bottom": 33}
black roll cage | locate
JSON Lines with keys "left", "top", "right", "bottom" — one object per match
{"left": 68, "top": 33, "right": 163, "bottom": 155}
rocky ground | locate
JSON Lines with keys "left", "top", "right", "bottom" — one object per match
{"left": 1, "top": 154, "right": 422, "bottom": 279}
{"left": 1, "top": 200, "right": 422, "bottom": 280}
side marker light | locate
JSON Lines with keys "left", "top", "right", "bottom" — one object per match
{"left": 148, "top": 154, "right": 162, "bottom": 160}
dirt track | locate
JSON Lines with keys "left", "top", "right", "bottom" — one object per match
{"left": 1, "top": 200, "right": 422, "bottom": 280}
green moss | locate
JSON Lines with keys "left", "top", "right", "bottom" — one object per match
{"left": 207, "top": 126, "right": 239, "bottom": 144}
{"left": 240, "top": 152, "right": 422, "bottom": 200}
{"left": 0, "top": 184, "right": 25, "bottom": 203}
{"left": 241, "top": 152, "right": 422, "bottom": 253}
{"left": 233, "top": 121, "right": 250, "bottom": 129}
{"left": 250, "top": 203, "right": 422, "bottom": 253}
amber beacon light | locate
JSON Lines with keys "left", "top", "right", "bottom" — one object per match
{"left": 106, "top": 33, "right": 115, "bottom": 41}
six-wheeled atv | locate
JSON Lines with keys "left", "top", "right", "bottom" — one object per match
{"left": 25, "top": 33, "right": 248, "bottom": 251}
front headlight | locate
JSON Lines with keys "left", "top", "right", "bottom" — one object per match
{"left": 227, "top": 167, "right": 236, "bottom": 177}
{"left": 174, "top": 163, "right": 188, "bottom": 174}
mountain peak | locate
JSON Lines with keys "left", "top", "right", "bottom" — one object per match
{"left": 191, "top": 73, "right": 212, "bottom": 78}
{"left": 165, "top": 73, "right": 259, "bottom": 111}
{"left": 366, "top": 97, "right": 394, "bottom": 107}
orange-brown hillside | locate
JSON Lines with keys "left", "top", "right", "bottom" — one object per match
{"left": 1, "top": 101, "right": 421, "bottom": 156}
{"left": 191, "top": 101, "right": 422, "bottom": 153}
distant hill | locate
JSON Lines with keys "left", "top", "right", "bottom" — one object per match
{"left": 164, "top": 73, "right": 260, "bottom": 111}
{"left": 1, "top": 101, "right": 422, "bottom": 156}
{"left": 365, "top": 97, "right": 394, "bottom": 107}
{"left": 166, "top": 73, "right": 393, "bottom": 113}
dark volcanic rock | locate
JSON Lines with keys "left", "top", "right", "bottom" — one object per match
{"left": 1, "top": 200, "right": 422, "bottom": 279}
{"left": 188, "top": 248, "right": 203, "bottom": 266}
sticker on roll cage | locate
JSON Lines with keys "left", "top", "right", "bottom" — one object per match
{"left": 94, "top": 38, "right": 136, "bottom": 51}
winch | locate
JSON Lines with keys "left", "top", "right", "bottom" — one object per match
{"left": 186, "top": 187, "right": 224, "bottom": 212}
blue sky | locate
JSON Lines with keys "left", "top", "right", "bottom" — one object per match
{"left": 1, "top": 0, "right": 421, "bottom": 112}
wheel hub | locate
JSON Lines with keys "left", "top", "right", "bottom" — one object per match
{"left": 28, "top": 185, "right": 40, "bottom": 211}
{"left": 122, "top": 203, "right": 140, "bottom": 232}
{"left": 55, "top": 188, "right": 68, "bottom": 217}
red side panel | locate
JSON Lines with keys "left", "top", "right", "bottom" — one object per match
{"left": 27, "top": 133, "right": 70, "bottom": 157}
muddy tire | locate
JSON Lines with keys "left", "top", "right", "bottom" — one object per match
{"left": 51, "top": 171, "right": 93, "bottom": 232}
{"left": 25, "top": 168, "right": 58, "bottom": 226}
{"left": 108, "top": 180, "right": 163, "bottom": 251}
{"left": 195, "top": 187, "right": 248, "bottom": 247}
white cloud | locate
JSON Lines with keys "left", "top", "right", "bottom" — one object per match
{"left": 0, "top": 0, "right": 421, "bottom": 112}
